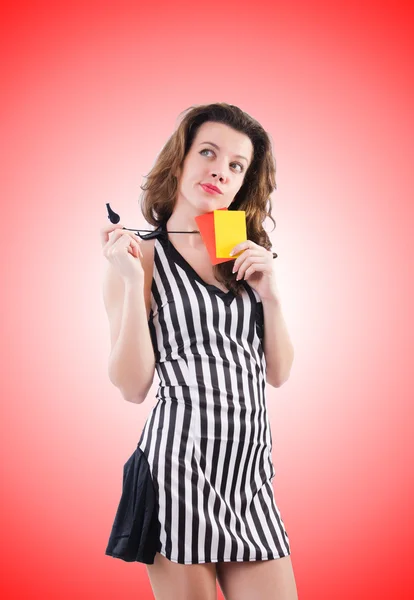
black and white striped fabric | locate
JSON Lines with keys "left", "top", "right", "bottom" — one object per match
{"left": 137, "top": 223, "right": 291, "bottom": 565}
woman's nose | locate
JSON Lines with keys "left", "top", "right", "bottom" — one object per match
{"left": 210, "top": 165, "right": 227, "bottom": 181}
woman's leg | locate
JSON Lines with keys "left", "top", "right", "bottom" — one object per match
{"left": 216, "top": 555, "right": 299, "bottom": 600}
{"left": 146, "top": 552, "right": 218, "bottom": 600}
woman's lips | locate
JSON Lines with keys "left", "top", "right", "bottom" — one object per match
{"left": 200, "top": 184, "right": 221, "bottom": 195}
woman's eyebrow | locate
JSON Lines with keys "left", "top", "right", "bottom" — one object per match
{"left": 199, "top": 141, "right": 249, "bottom": 163}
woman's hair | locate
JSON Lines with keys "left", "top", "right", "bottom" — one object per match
{"left": 140, "top": 102, "right": 277, "bottom": 295}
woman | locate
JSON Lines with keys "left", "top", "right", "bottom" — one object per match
{"left": 101, "top": 103, "right": 298, "bottom": 600}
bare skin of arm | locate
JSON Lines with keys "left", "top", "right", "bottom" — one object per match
{"left": 102, "top": 238, "right": 156, "bottom": 404}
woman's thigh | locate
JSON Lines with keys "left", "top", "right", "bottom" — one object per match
{"left": 146, "top": 552, "right": 218, "bottom": 600}
{"left": 216, "top": 555, "right": 298, "bottom": 600}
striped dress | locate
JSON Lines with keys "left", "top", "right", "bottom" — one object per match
{"left": 105, "top": 223, "right": 291, "bottom": 565}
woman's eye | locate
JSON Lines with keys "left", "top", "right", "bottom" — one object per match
{"left": 199, "top": 149, "right": 244, "bottom": 173}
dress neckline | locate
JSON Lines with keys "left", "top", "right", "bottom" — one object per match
{"left": 158, "top": 221, "right": 237, "bottom": 304}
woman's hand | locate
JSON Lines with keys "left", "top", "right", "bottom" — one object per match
{"left": 230, "top": 240, "right": 279, "bottom": 300}
{"left": 100, "top": 223, "right": 145, "bottom": 284}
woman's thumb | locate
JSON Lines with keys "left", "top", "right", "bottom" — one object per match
{"left": 133, "top": 241, "right": 142, "bottom": 258}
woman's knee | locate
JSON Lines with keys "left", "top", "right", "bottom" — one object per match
{"left": 216, "top": 555, "right": 298, "bottom": 600}
{"left": 146, "top": 552, "right": 218, "bottom": 600}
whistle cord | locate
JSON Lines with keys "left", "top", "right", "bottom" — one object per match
{"left": 106, "top": 203, "right": 277, "bottom": 258}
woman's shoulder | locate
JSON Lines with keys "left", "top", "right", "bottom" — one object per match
{"left": 139, "top": 236, "right": 156, "bottom": 259}
{"left": 139, "top": 238, "right": 156, "bottom": 315}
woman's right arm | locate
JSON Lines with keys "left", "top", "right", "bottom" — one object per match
{"left": 103, "top": 239, "right": 156, "bottom": 404}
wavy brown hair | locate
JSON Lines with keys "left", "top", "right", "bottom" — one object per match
{"left": 140, "top": 102, "right": 277, "bottom": 296}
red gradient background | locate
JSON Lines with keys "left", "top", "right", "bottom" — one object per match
{"left": 1, "top": 1, "right": 413, "bottom": 598}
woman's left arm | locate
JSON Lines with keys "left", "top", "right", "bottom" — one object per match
{"left": 261, "top": 295, "right": 295, "bottom": 388}
{"left": 230, "top": 239, "right": 294, "bottom": 388}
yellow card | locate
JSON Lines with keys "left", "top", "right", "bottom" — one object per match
{"left": 214, "top": 210, "right": 247, "bottom": 258}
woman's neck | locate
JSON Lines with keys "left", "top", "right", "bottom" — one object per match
{"left": 166, "top": 212, "right": 204, "bottom": 250}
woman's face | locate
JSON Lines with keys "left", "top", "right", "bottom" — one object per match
{"left": 175, "top": 121, "right": 254, "bottom": 214}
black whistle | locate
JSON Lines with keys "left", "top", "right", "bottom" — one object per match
{"left": 106, "top": 203, "right": 165, "bottom": 240}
